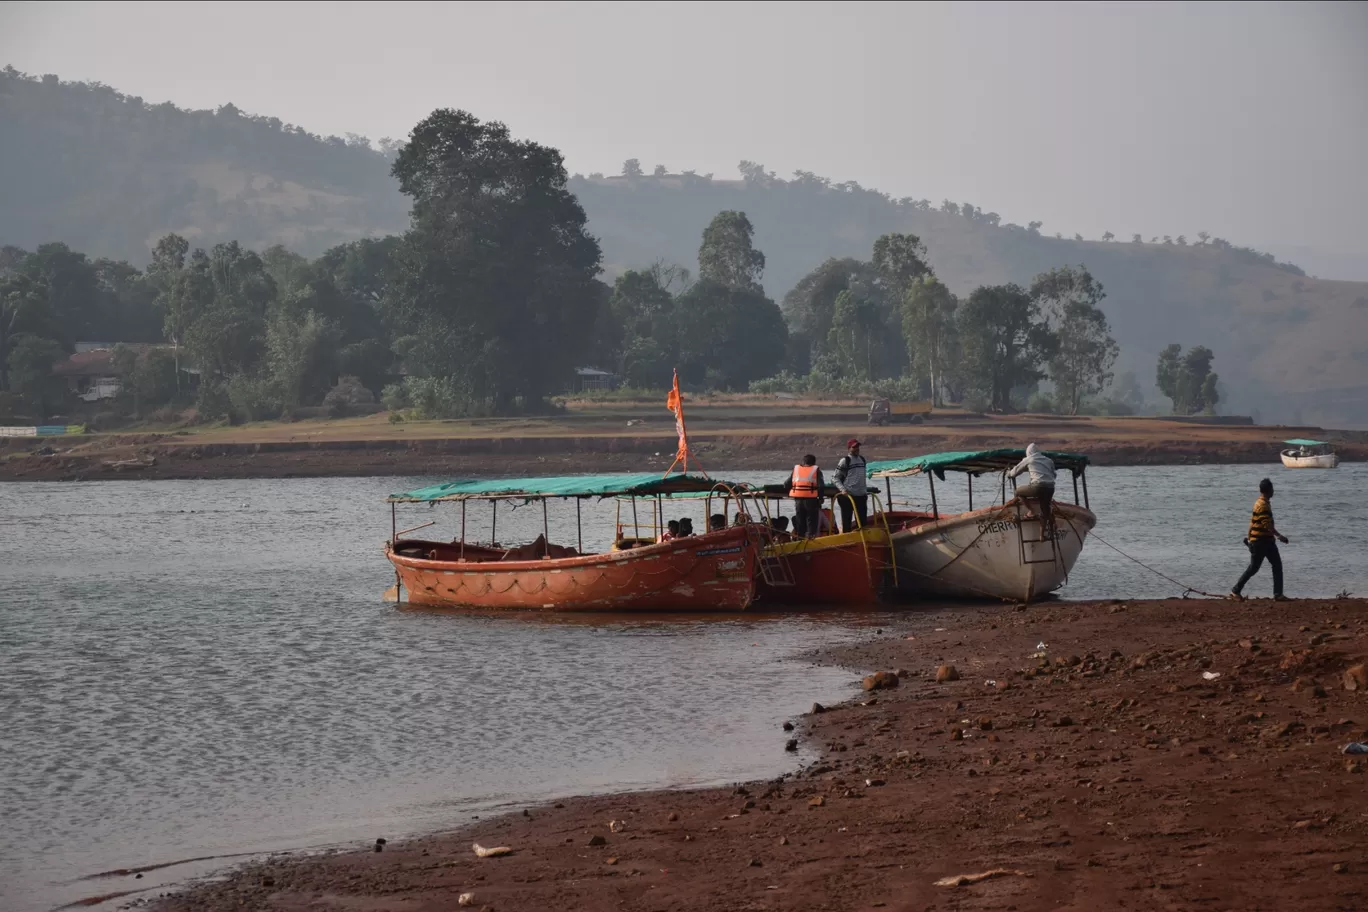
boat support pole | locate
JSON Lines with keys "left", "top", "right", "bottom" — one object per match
{"left": 1072, "top": 470, "right": 1080, "bottom": 505}
{"left": 1082, "top": 468, "right": 1090, "bottom": 510}
{"left": 390, "top": 502, "right": 396, "bottom": 545}
{"left": 968, "top": 474, "right": 973, "bottom": 511}
{"left": 885, "top": 477, "right": 892, "bottom": 509}
{"left": 491, "top": 500, "right": 497, "bottom": 546}
{"left": 576, "top": 498, "right": 583, "bottom": 553}
{"left": 929, "top": 473, "right": 939, "bottom": 520}
{"left": 542, "top": 497, "right": 550, "bottom": 546}
{"left": 632, "top": 497, "right": 640, "bottom": 540}
{"left": 460, "top": 500, "right": 466, "bottom": 560}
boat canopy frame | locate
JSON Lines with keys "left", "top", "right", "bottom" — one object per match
{"left": 867, "top": 448, "right": 1091, "bottom": 518}
{"left": 1283, "top": 438, "right": 1331, "bottom": 448}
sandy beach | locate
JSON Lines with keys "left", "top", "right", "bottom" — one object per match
{"left": 140, "top": 595, "right": 1368, "bottom": 912}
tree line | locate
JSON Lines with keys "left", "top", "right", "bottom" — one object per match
{"left": 1, "top": 106, "right": 1220, "bottom": 423}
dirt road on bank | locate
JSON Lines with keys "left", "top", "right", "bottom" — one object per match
{"left": 4, "top": 407, "right": 1362, "bottom": 481}
{"left": 146, "top": 596, "right": 1368, "bottom": 912}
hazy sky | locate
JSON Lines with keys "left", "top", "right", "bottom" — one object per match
{"left": 4, "top": 1, "right": 1366, "bottom": 266}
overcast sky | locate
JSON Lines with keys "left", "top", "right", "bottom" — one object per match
{"left": 4, "top": 1, "right": 1366, "bottom": 272}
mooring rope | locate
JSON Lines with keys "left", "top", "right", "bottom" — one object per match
{"left": 1086, "top": 528, "right": 1224, "bottom": 599}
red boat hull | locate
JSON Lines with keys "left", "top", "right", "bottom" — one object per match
{"left": 386, "top": 526, "right": 758, "bottom": 611}
{"left": 756, "top": 528, "right": 893, "bottom": 606}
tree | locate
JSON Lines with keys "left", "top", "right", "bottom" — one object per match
{"left": 870, "top": 233, "right": 930, "bottom": 299}
{"left": 1155, "top": 343, "right": 1219, "bottom": 414}
{"left": 1102, "top": 231, "right": 1114, "bottom": 242}
{"left": 1029, "top": 266, "right": 1117, "bottom": 414}
{"left": 781, "top": 257, "right": 874, "bottom": 360}
{"left": 697, "top": 211, "right": 765, "bottom": 293}
{"left": 1196, "top": 231, "right": 1211, "bottom": 245}
{"left": 6, "top": 333, "right": 64, "bottom": 419}
{"left": 265, "top": 310, "right": 343, "bottom": 410}
{"left": 621, "top": 158, "right": 642, "bottom": 177}
{"left": 0, "top": 270, "right": 49, "bottom": 390}
{"left": 957, "top": 284, "right": 1055, "bottom": 412}
{"left": 1074, "top": 233, "right": 1084, "bottom": 242}
{"left": 609, "top": 268, "right": 676, "bottom": 364}
{"left": 652, "top": 164, "right": 667, "bottom": 177}
{"left": 674, "top": 279, "right": 786, "bottom": 390}
{"left": 827, "top": 288, "right": 885, "bottom": 381}
{"left": 1028, "top": 221, "right": 1043, "bottom": 235}
{"left": 386, "top": 108, "right": 603, "bottom": 413}
{"left": 1132, "top": 234, "right": 1143, "bottom": 243}
{"left": 1176, "top": 235, "right": 1187, "bottom": 246}
{"left": 901, "top": 276, "right": 958, "bottom": 405}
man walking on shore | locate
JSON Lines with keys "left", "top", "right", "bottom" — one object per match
{"left": 834, "top": 439, "right": 868, "bottom": 533}
{"left": 1230, "top": 477, "right": 1289, "bottom": 601}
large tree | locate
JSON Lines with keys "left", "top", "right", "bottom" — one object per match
{"left": 901, "top": 276, "right": 959, "bottom": 406}
{"left": 697, "top": 211, "right": 765, "bottom": 293}
{"left": 1031, "top": 266, "right": 1118, "bottom": 415}
{"left": 674, "top": 278, "right": 787, "bottom": 390}
{"left": 781, "top": 257, "right": 875, "bottom": 366}
{"left": 957, "top": 283, "right": 1056, "bottom": 412}
{"left": 871, "top": 233, "right": 931, "bottom": 300}
{"left": 385, "top": 109, "right": 602, "bottom": 413}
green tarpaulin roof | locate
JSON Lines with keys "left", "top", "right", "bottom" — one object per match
{"left": 867, "top": 448, "right": 1089, "bottom": 480}
{"left": 1283, "top": 438, "right": 1329, "bottom": 447}
{"left": 388, "top": 472, "right": 740, "bottom": 503}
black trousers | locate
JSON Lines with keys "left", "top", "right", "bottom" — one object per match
{"left": 793, "top": 498, "right": 820, "bottom": 538}
{"left": 1233, "top": 539, "right": 1283, "bottom": 596}
{"left": 839, "top": 494, "right": 868, "bottom": 533}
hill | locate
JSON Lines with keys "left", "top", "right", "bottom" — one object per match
{"left": 2, "top": 68, "right": 1367, "bottom": 426}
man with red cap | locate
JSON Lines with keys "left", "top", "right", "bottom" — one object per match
{"left": 834, "top": 438, "right": 869, "bottom": 533}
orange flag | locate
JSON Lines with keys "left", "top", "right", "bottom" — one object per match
{"left": 665, "top": 369, "right": 701, "bottom": 477}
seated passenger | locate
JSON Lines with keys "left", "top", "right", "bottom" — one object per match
{"left": 733, "top": 511, "right": 748, "bottom": 527}
{"left": 678, "top": 517, "right": 695, "bottom": 537}
{"left": 709, "top": 513, "right": 727, "bottom": 532}
{"left": 660, "top": 519, "right": 680, "bottom": 542}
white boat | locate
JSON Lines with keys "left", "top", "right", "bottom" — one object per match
{"left": 869, "top": 449, "right": 1097, "bottom": 602}
{"left": 1280, "top": 438, "right": 1338, "bottom": 469}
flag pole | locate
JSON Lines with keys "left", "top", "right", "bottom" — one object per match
{"left": 664, "top": 369, "right": 708, "bottom": 479}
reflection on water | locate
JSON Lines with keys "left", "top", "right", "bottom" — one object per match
{"left": 1, "top": 463, "right": 1364, "bottom": 909}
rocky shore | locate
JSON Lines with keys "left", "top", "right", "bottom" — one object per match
{"left": 144, "top": 596, "right": 1368, "bottom": 912}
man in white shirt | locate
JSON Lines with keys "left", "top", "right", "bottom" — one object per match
{"left": 1008, "top": 442, "right": 1056, "bottom": 523}
{"left": 834, "top": 438, "right": 869, "bottom": 533}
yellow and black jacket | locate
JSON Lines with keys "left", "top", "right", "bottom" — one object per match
{"left": 1247, "top": 496, "right": 1274, "bottom": 542}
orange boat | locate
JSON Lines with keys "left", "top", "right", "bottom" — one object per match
{"left": 384, "top": 472, "right": 763, "bottom": 612}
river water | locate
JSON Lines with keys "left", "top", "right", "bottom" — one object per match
{"left": 1, "top": 463, "right": 1363, "bottom": 909}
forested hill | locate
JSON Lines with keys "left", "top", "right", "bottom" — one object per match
{"left": 569, "top": 174, "right": 1368, "bottom": 425}
{"left": 0, "top": 67, "right": 409, "bottom": 261}
{"left": 4, "top": 68, "right": 1368, "bottom": 425}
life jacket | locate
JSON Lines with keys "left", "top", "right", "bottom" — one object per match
{"left": 791, "top": 464, "right": 820, "bottom": 498}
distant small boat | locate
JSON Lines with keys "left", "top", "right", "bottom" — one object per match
{"left": 1280, "top": 438, "right": 1338, "bottom": 469}
{"left": 868, "top": 449, "right": 1097, "bottom": 603}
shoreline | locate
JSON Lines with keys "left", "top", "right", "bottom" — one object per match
{"left": 148, "top": 596, "right": 1368, "bottom": 912}
{"left": 3, "top": 425, "right": 1364, "bottom": 482}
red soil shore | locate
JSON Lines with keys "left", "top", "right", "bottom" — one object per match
{"left": 143, "top": 596, "right": 1368, "bottom": 912}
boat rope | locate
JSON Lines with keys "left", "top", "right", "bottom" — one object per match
{"left": 1085, "top": 529, "right": 1224, "bottom": 599}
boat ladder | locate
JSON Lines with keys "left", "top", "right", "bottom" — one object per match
{"left": 747, "top": 524, "right": 796, "bottom": 587}
{"left": 1015, "top": 498, "right": 1062, "bottom": 567}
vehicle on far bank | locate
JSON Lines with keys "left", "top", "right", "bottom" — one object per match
{"left": 868, "top": 398, "right": 932, "bottom": 426}
{"left": 1280, "top": 438, "right": 1338, "bottom": 469}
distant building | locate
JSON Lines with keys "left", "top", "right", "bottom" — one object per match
{"left": 573, "top": 367, "right": 619, "bottom": 392}
{"left": 52, "top": 343, "right": 194, "bottom": 402}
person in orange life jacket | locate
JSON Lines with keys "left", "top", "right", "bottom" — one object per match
{"left": 785, "top": 454, "right": 824, "bottom": 539}
{"left": 834, "top": 439, "right": 868, "bottom": 533}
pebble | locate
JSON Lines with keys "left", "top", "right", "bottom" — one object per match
{"left": 811, "top": 702, "right": 826, "bottom": 714}
{"left": 935, "top": 665, "right": 960, "bottom": 683}
{"left": 782, "top": 721, "right": 794, "bottom": 731}
{"left": 667, "top": 811, "right": 679, "bottom": 822}
{"left": 589, "top": 835, "right": 607, "bottom": 847}
{"left": 785, "top": 739, "right": 798, "bottom": 752}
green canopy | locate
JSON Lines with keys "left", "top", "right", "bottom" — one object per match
{"left": 1283, "top": 438, "right": 1328, "bottom": 447}
{"left": 388, "top": 472, "right": 740, "bottom": 503}
{"left": 867, "top": 448, "right": 1089, "bottom": 480}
